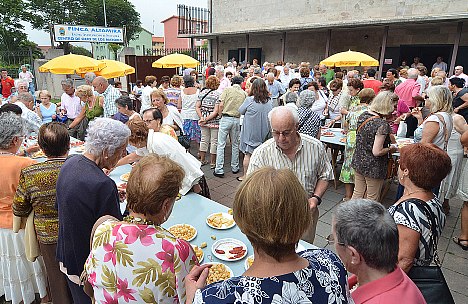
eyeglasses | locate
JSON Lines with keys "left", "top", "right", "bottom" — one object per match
{"left": 272, "top": 129, "right": 294, "bottom": 137}
{"left": 326, "top": 235, "right": 346, "bottom": 246}
{"left": 143, "top": 119, "right": 155, "bottom": 124}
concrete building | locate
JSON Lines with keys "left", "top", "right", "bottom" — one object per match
{"left": 183, "top": 0, "right": 468, "bottom": 76}
{"left": 152, "top": 36, "right": 164, "bottom": 50}
{"left": 92, "top": 28, "right": 153, "bottom": 59}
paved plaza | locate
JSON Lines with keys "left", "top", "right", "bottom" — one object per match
{"left": 199, "top": 145, "right": 468, "bottom": 304}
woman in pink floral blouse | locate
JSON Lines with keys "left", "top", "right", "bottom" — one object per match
{"left": 85, "top": 155, "right": 199, "bottom": 303}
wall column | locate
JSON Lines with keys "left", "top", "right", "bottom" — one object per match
{"left": 449, "top": 22, "right": 463, "bottom": 76}
{"left": 325, "top": 29, "right": 331, "bottom": 58}
{"left": 378, "top": 26, "right": 389, "bottom": 79}
{"left": 281, "top": 32, "right": 286, "bottom": 62}
{"left": 245, "top": 34, "right": 250, "bottom": 64}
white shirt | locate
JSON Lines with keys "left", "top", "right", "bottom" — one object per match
{"left": 136, "top": 130, "right": 203, "bottom": 194}
{"left": 14, "top": 102, "right": 42, "bottom": 132}
{"left": 312, "top": 90, "right": 327, "bottom": 118}
{"left": 60, "top": 92, "right": 82, "bottom": 119}
{"left": 140, "top": 86, "right": 153, "bottom": 114}
{"left": 19, "top": 71, "right": 34, "bottom": 84}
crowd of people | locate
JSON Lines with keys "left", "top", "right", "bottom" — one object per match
{"left": 0, "top": 56, "right": 467, "bottom": 304}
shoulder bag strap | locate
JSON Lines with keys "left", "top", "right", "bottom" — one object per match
{"left": 357, "top": 115, "right": 379, "bottom": 133}
{"left": 200, "top": 89, "right": 213, "bottom": 103}
{"left": 434, "top": 113, "right": 449, "bottom": 150}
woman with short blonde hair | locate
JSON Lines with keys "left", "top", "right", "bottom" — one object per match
{"left": 68, "top": 84, "right": 104, "bottom": 140}
{"left": 185, "top": 167, "right": 352, "bottom": 304}
{"left": 36, "top": 90, "right": 57, "bottom": 123}
{"left": 151, "top": 89, "right": 183, "bottom": 133}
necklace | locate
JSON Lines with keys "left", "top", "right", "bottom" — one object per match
{"left": 404, "top": 189, "right": 430, "bottom": 197}
{"left": 123, "top": 215, "right": 155, "bottom": 225}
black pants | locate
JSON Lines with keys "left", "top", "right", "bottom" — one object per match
{"left": 67, "top": 278, "right": 92, "bottom": 304}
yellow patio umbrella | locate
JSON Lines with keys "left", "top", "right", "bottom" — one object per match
{"left": 38, "top": 54, "right": 106, "bottom": 74}
{"left": 152, "top": 53, "right": 200, "bottom": 68}
{"left": 320, "top": 50, "right": 379, "bottom": 67}
{"left": 95, "top": 60, "right": 135, "bottom": 79}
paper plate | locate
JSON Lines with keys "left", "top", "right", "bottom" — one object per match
{"left": 329, "top": 128, "right": 343, "bottom": 132}
{"left": 120, "top": 172, "right": 130, "bottom": 182}
{"left": 202, "top": 262, "right": 234, "bottom": 284}
{"left": 212, "top": 238, "right": 247, "bottom": 262}
{"left": 168, "top": 224, "right": 197, "bottom": 242}
{"left": 206, "top": 212, "right": 235, "bottom": 230}
{"left": 244, "top": 255, "right": 254, "bottom": 270}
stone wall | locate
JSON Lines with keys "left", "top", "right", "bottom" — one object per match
{"left": 210, "top": 0, "right": 468, "bottom": 34}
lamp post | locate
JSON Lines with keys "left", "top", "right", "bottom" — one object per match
{"left": 103, "top": 0, "right": 108, "bottom": 27}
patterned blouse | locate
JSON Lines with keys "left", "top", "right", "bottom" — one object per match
{"left": 13, "top": 159, "right": 66, "bottom": 244}
{"left": 198, "top": 88, "right": 220, "bottom": 127}
{"left": 298, "top": 107, "right": 321, "bottom": 138}
{"left": 85, "top": 220, "right": 198, "bottom": 304}
{"left": 388, "top": 197, "right": 445, "bottom": 266}
{"left": 194, "top": 249, "right": 352, "bottom": 304}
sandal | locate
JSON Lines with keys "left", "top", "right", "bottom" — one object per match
{"left": 452, "top": 237, "right": 468, "bottom": 251}
{"left": 210, "top": 163, "right": 216, "bottom": 169}
{"left": 236, "top": 176, "right": 244, "bottom": 182}
{"left": 200, "top": 160, "right": 209, "bottom": 166}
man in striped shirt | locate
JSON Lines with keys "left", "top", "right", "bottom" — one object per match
{"left": 247, "top": 106, "right": 334, "bottom": 244}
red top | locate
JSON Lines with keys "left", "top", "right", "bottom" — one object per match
{"left": 1, "top": 77, "right": 15, "bottom": 98}
{"left": 363, "top": 79, "right": 383, "bottom": 94}
{"left": 349, "top": 267, "right": 426, "bottom": 304}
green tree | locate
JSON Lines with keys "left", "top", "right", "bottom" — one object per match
{"left": 26, "top": 0, "right": 141, "bottom": 54}
{"left": 0, "top": 0, "right": 28, "bottom": 51}
{"left": 70, "top": 45, "right": 93, "bottom": 57}
{"left": 108, "top": 43, "right": 123, "bottom": 59}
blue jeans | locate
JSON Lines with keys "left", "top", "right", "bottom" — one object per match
{"left": 214, "top": 116, "right": 240, "bottom": 174}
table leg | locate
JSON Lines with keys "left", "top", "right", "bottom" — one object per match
{"left": 331, "top": 146, "right": 340, "bottom": 190}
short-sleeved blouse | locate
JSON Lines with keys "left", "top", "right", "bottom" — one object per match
{"left": 198, "top": 88, "right": 220, "bottom": 127}
{"left": 194, "top": 249, "right": 352, "bottom": 304}
{"left": 85, "top": 219, "right": 198, "bottom": 304}
{"left": 388, "top": 197, "right": 445, "bottom": 266}
{"left": 351, "top": 111, "right": 392, "bottom": 179}
{"left": 180, "top": 89, "right": 200, "bottom": 120}
{"left": 39, "top": 103, "right": 57, "bottom": 123}
{"left": 298, "top": 107, "right": 321, "bottom": 138}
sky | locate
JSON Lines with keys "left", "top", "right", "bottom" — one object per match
{"left": 24, "top": 0, "right": 207, "bottom": 48}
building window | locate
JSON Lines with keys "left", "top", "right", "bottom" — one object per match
{"left": 136, "top": 45, "right": 140, "bottom": 50}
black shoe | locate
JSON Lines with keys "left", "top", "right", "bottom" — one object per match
{"left": 213, "top": 171, "right": 224, "bottom": 178}
{"left": 232, "top": 169, "right": 239, "bottom": 174}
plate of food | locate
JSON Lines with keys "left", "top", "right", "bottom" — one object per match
{"left": 203, "top": 262, "right": 233, "bottom": 284}
{"left": 339, "top": 137, "right": 346, "bottom": 143}
{"left": 322, "top": 131, "right": 335, "bottom": 137}
{"left": 206, "top": 212, "right": 235, "bottom": 229}
{"left": 31, "top": 150, "right": 46, "bottom": 159}
{"left": 120, "top": 172, "right": 130, "bottom": 182}
{"left": 296, "top": 243, "right": 306, "bottom": 253}
{"left": 212, "top": 238, "right": 247, "bottom": 261}
{"left": 244, "top": 255, "right": 254, "bottom": 270}
{"left": 192, "top": 245, "right": 204, "bottom": 263}
{"left": 74, "top": 145, "right": 85, "bottom": 153}
{"left": 70, "top": 141, "right": 84, "bottom": 147}
{"left": 168, "top": 224, "right": 197, "bottom": 242}
{"left": 396, "top": 138, "right": 414, "bottom": 149}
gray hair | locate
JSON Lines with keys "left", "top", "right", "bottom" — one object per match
{"left": 16, "top": 80, "right": 28, "bottom": 89}
{"left": 84, "top": 118, "right": 131, "bottom": 157}
{"left": 267, "top": 72, "right": 275, "bottom": 79}
{"left": 214, "top": 65, "right": 224, "bottom": 73}
{"left": 268, "top": 105, "right": 299, "bottom": 126}
{"left": 407, "top": 68, "right": 419, "bottom": 80}
{"left": 298, "top": 90, "right": 316, "bottom": 108}
{"left": 61, "top": 78, "right": 74, "bottom": 88}
{"left": 284, "top": 92, "right": 298, "bottom": 105}
{"left": 84, "top": 72, "right": 97, "bottom": 84}
{"left": 455, "top": 65, "right": 463, "bottom": 72}
{"left": 18, "top": 92, "right": 34, "bottom": 104}
{"left": 183, "top": 74, "right": 195, "bottom": 87}
{"left": 0, "top": 112, "right": 25, "bottom": 149}
{"left": 334, "top": 199, "right": 398, "bottom": 273}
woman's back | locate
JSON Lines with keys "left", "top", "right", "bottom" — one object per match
{"left": 181, "top": 89, "right": 199, "bottom": 120}
{"left": 86, "top": 219, "right": 197, "bottom": 304}
{"left": 194, "top": 249, "right": 351, "bottom": 304}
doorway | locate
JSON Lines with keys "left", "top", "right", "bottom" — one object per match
{"left": 399, "top": 45, "right": 453, "bottom": 72}
{"left": 227, "top": 48, "right": 262, "bottom": 64}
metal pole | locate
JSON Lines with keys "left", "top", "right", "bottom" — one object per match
{"left": 378, "top": 26, "right": 389, "bottom": 80}
{"left": 449, "top": 22, "right": 463, "bottom": 76}
{"left": 103, "top": 0, "right": 108, "bottom": 27}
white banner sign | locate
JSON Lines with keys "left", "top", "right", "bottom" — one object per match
{"left": 53, "top": 24, "right": 124, "bottom": 43}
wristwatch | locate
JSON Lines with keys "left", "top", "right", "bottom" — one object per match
{"left": 311, "top": 194, "right": 322, "bottom": 205}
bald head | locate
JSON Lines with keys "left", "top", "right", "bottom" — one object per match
{"left": 268, "top": 106, "right": 299, "bottom": 127}
{"left": 268, "top": 106, "right": 300, "bottom": 152}
{"left": 92, "top": 76, "right": 109, "bottom": 94}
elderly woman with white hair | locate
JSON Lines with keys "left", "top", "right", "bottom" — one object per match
{"left": 297, "top": 90, "right": 321, "bottom": 138}
{"left": 332, "top": 199, "right": 425, "bottom": 303}
{"left": 55, "top": 118, "right": 130, "bottom": 304}
{"left": 0, "top": 112, "right": 48, "bottom": 304}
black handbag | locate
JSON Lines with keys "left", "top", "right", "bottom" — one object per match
{"left": 178, "top": 134, "right": 191, "bottom": 149}
{"left": 404, "top": 200, "right": 455, "bottom": 304}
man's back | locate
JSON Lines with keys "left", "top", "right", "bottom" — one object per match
{"left": 220, "top": 84, "right": 247, "bottom": 117}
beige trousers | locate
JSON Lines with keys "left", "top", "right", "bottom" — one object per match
{"left": 200, "top": 126, "right": 218, "bottom": 154}
{"left": 352, "top": 171, "right": 385, "bottom": 201}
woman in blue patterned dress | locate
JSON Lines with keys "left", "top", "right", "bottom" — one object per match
{"left": 185, "top": 167, "right": 352, "bottom": 304}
